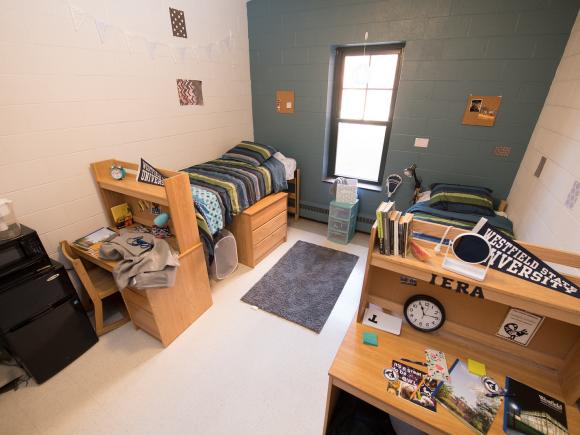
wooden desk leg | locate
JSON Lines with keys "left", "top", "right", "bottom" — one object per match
{"left": 322, "top": 376, "right": 341, "bottom": 435}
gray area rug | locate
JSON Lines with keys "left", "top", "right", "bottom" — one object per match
{"left": 241, "top": 240, "right": 359, "bottom": 333}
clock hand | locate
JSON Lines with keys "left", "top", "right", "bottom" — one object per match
{"left": 423, "top": 314, "right": 438, "bottom": 319}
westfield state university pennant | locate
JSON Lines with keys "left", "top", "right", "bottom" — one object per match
{"left": 474, "top": 218, "right": 578, "bottom": 298}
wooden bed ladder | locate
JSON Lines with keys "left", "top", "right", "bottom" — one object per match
{"left": 287, "top": 169, "right": 300, "bottom": 221}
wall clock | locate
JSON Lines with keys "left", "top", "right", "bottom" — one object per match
{"left": 403, "top": 294, "right": 445, "bottom": 332}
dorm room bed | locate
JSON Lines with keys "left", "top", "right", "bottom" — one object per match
{"left": 407, "top": 183, "right": 515, "bottom": 244}
{"left": 180, "top": 141, "right": 295, "bottom": 266}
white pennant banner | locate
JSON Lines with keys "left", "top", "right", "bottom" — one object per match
{"left": 68, "top": 2, "right": 86, "bottom": 31}
{"left": 94, "top": 19, "right": 109, "bottom": 44}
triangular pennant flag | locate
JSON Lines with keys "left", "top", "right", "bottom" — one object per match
{"left": 474, "top": 218, "right": 578, "bottom": 298}
{"left": 94, "top": 19, "right": 108, "bottom": 44}
{"left": 146, "top": 40, "right": 157, "bottom": 60}
{"left": 68, "top": 2, "right": 86, "bottom": 31}
{"left": 123, "top": 31, "right": 133, "bottom": 53}
{"left": 137, "top": 158, "right": 166, "bottom": 186}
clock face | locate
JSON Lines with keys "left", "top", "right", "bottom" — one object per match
{"left": 111, "top": 166, "right": 125, "bottom": 180}
{"left": 404, "top": 295, "right": 445, "bottom": 332}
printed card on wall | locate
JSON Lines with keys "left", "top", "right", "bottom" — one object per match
{"left": 496, "top": 308, "right": 544, "bottom": 346}
{"left": 137, "top": 158, "right": 166, "bottom": 186}
{"left": 169, "top": 8, "right": 187, "bottom": 38}
{"left": 176, "top": 79, "right": 204, "bottom": 106}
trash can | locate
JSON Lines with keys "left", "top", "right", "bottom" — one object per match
{"left": 210, "top": 229, "right": 238, "bottom": 280}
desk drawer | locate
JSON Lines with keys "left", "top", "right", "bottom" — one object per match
{"left": 253, "top": 224, "right": 287, "bottom": 264}
{"left": 251, "top": 196, "right": 287, "bottom": 230}
{"left": 252, "top": 211, "right": 287, "bottom": 245}
{"left": 125, "top": 301, "right": 161, "bottom": 340}
{"left": 123, "top": 288, "right": 153, "bottom": 314}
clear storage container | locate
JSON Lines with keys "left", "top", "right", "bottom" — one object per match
{"left": 329, "top": 200, "right": 359, "bottom": 220}
{"left": 0, "top": 199, "right": 21, "bottom": 240}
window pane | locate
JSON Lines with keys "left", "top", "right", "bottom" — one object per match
{"left": 335, "top": 122, "right": 386, "bottom": 182}
{"left": 343, "top": 55, "right": 370, "bottom": 89}
{"left": 364, "top": 90, "right": 392, "bottom": 121}
{"left": 368, "top": 54, "right": 398, "bottom": 89}
{"left": 340, "top": 89, "right": 365, "bottom": 120}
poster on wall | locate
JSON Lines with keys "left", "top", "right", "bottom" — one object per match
{"left": 474, "top": 218, "right": 579, "bottom": 298}
{"left": 462, "top": 95, "right": 501, "bottom": 127}
{"left": 169, "top": 8, "right": 187, "bottom": 38}
{"left": 176, "top": 79, "right": 204, "bottom": 106}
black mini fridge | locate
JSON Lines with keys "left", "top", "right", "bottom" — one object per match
{"left": 0, "top": 260, "right": 98, "bottom": 384}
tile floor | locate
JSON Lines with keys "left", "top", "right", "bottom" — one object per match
{"left": 0, "top": 219, "right": 369, "bottom": 435}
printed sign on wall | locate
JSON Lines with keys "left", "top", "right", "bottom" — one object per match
{"left": 496, "top": 308, "right": 544, "bottom": 346}
{"left": 176, "top": 79, "right": 204, "bottom": 106}
{"left": 169, "top": 8, "right": 187, "bottom": 38}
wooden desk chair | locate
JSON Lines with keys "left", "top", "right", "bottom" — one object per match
{"left": 60, "top": 241, "right": 129, "bottom": 336}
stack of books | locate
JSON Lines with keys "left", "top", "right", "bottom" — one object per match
{"left": 376, "top": 202, "right": 413, "bottom": 257}
{"left": 73, "top": 227, "right": 117, "bottom": 256}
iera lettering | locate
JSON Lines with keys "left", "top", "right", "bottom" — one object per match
{"left": 430, "top": 274, "right": 484, "bottom": 299}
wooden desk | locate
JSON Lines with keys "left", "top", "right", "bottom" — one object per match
{"left": 323, "top": 220, "right": 580, "bottom": 433}
{"left": 77, "top": 159, "right": 213, "bottom": 347}
{"left": 325, "top": 321, "right": 580, "bottom": 435}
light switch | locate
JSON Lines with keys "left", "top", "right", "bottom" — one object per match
{"left": 414, "top": 137, "right": 429, "bottom": 148}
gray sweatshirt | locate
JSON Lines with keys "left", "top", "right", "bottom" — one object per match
{"left": 99, "top": 230, "right": 179, "bottom": 290}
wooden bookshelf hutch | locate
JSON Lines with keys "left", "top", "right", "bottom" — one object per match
{"left": 70, "top": 159, "right": 213, "bottom": 347}
{"left": 323, "top": 220, "right": 580, "bottom": 434}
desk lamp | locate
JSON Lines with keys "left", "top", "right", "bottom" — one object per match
{"left": 404, "top": 163, "right": 422, "bottom": 203}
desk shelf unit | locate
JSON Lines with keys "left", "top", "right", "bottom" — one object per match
{"left": 86, "top": 159, "right": 212, "bottom": 347}
{"left": 324, "top": 220, "right": 580, "bottom": 434}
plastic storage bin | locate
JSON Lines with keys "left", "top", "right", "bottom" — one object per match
{"left": 330, "top": 200, "right": 359, "bottom": 221}
{"left": 327, "top": 200, "right": 359, "bottom": 245}
{"left": 210, "top": 229, "right": 238, "bottom": 280}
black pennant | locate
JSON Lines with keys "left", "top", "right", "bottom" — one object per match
{"left": 474, "top": 218, "right": 578, "bottom": 298}
{"left": 137, "top": 158, "right": 166, "bottom": 187}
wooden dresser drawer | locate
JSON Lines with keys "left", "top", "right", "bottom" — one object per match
{"left": 254, "top": 224, "right": 287, "bottom": 264}
{"left": 123, "top": 288, "right": 153, "bottom": 313}
{"left": 250, "top": 193, "right": 288, "bottom": 230}
{"left": 252, "top": 211, "right": 287, "bottom": 245}
{"left": 125, "top": 301, "right": 161, "bottom": 340}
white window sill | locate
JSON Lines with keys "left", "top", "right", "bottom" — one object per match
{"left": 322, "top": 177, "right": 383, "bottom": 192}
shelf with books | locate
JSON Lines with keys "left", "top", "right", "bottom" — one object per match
{"left": 321, "top": 219, "right": 580, "bottom": 434}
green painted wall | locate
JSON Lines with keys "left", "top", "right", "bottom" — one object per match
{"left": 247, "top": 0, "right": 579, "bottom": 223}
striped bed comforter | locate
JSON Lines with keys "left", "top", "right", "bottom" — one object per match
{"left": 181, "top": 155, "right": 288, "bottom": 263}
{"left": 407, "top": 203, "right": 515, "bottom": 240}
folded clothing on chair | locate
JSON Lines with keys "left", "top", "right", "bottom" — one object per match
{"left": 99, "top": 229, "right": 179, "bottom": 290}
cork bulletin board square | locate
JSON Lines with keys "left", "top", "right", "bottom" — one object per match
{"left": 462, "top": 95, "right": 502, "bottom": 127}
{"left": 276, "top": 90, "right": 295, "bottom": 114}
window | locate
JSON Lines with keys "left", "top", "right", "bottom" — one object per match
{"left": 327, "top": 44, "right": 403, "bottom": 184}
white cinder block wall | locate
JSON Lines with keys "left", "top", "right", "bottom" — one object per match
{"left": 508, "top": 11, "right": 580, "bottom": 253}
{"left": 0, "top": 0, "right": 253, "bottom": 257}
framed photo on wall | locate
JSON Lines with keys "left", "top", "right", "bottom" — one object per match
{"left": 462, "top": 95, "right": 502, "bottom": 127}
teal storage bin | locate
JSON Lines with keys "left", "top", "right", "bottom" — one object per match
{"left": 327, "top": 200, "right": 359, "bottom": 244}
